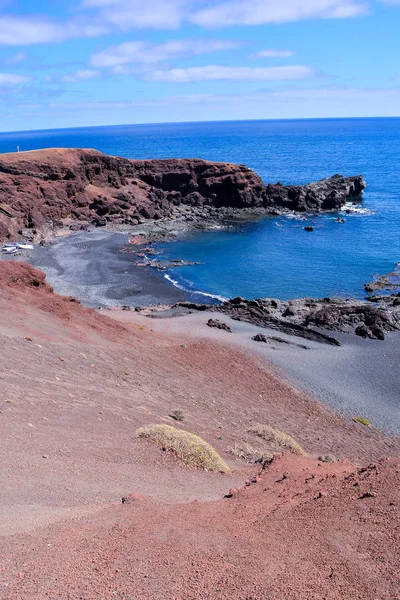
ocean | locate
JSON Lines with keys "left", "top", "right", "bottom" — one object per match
{"left": 1, "top": 117, "right": 399, "bottom": 301}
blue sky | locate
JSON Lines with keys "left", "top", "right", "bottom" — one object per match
{"left": 0, "top": 0, "right": 399, "bottom": 131}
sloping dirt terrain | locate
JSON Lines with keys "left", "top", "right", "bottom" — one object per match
{"left": 2, "top": 455, "right": 399, "bottom": 600}
{"left": 0, "top": 262, "right": 398, "bottom": 599}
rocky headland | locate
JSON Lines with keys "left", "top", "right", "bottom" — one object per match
{"left": 0, "top": 147, "right": 365, "bottom": 242}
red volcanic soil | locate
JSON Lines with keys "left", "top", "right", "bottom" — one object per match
{"left": 0, "top": 262, "right": 399, "bottom": 599}
{"left": 3, "top": 454, "right": 399, "bottom": 600}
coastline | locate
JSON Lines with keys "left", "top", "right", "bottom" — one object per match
{"left": 3, "top": 228, "right": 398, "bottom": 434}
{"left": 27, "top": 229, "right": 192, "bottom": 308}
{"left": 3, "top": 226, "right": 399, "bottom": 434}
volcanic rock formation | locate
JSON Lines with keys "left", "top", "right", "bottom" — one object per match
{"left": 265, "top": 174, "right": 366, "bottom": 212}
{"left": 175, "top": 295, "right": 400, "bottom": 342}
{"left": 0, "top": 148, "right": 365, "bottom": 241}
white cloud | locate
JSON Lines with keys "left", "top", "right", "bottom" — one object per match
{"left": 191, "top": 0, "right": 368, "bottom": 27}
{"left": 0, "top": 15, "right": 109, "bottom": 46}
{"left": 256, "top": 49, "right": 296, "bottom": 58}
{"left": 0, "top": 0, "right": 373, "bottom": 48}
{"left": 63, "top": 69, "right": 101, "bottom": 83}
{"left": 91, "top": 39, "right": 240, "bottom": 68}
{"left": 84, "top": 0, "right": 370, "bottom": 30}
{"left": 148, "top": 65, "right": 319, "bottom": 83}
{"left": 0, "top": 72, "right": 30, "bottom": 85}
{"left": 82, "top": 0, "right": 189, "bottom": 29}
{"left": 0, "top": 16, "right": 65, "bottom": 45}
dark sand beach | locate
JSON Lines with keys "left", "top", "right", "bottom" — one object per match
{"left": 4, "top": 229, "right": 399, "bottom": 435}
{"left": 28, "top": 230, "right": 190, "bottom": 308}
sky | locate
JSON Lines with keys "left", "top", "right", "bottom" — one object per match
{"left": 0, "top": 0, "right": 399, "bottom": 131}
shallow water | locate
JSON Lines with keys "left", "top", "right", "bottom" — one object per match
{"left": 1, "top": 117, "right": 399, "bottom": 300}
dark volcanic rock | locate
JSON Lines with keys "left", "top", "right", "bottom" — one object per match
{"left": 172, "top": 296, "right": 400, "bottom": 343}
{"left": 364, "top": 264, "right": 400, "bottom": 295}
{"left": 216, "top": 300, "right": 341, "bottom": 345}
{"left": 141, "top": 259, "right": 201, "bottom": 270}
{"left": 216, "top": 297, "right": 400, "bottom": 342}
{"left": 0, "top": 148, "right": 366, "bottom": 241}
{"left": 207, "top": 318, "right": 232, "bottom": 332}
{"left": 252, "top": 333, "right": 309, "bottom": 349}
{"left": 303, "top": 303, "right": 397, "bottom": 340}
{"left": 264, "top": 174, "right": 366, "bottom": 212}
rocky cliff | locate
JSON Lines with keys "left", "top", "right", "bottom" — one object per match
{"left": 0, "top": 148, "right": 365, "bottom": 241}
{"left": 264, "top": 174, "right": 366, "bottom": 212}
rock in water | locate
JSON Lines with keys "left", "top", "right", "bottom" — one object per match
{"left": 264, "top": 174, "right": 366, "bottom": 212}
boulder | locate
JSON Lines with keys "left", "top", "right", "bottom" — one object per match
{"left": 207, "top": 318, "right": 232, "bottom": 332}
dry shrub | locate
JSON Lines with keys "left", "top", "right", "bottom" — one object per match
{"left": 137, "top": 424, "right": 229, "bottom": 473}
{"left": 352, "top": 416, "right": 371, "bottom": 427}
{"left": 248, "top": 424, "right": 306, "bottom": 456}
{"left": 229, "top": 442, "right": 273, "bottom": 464}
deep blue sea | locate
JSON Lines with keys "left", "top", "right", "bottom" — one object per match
{"left": 1, "top": 118, "right": 399, "bottom": 300}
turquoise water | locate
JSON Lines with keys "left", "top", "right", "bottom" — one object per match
{"left": 1, "top": 118, "right": 399, "bottom": 300}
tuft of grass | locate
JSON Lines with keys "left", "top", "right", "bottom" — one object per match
{"left": 229, "top": 442, "right": 273, "bottom": 465}
{"left": 248, "top": 424, "right": 307, "bottom": 456}
{"left": 352, "top": 416, "right": 371, "bottom": 427}
{"left": 137, "top": 424, "right": 229, "bottom": 473}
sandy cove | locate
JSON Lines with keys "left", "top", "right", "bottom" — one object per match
{"left": 0, "top": 261, "right": 399, "bottom": 599}
{"left": 8, "top": 228, "right": 399, "bottom": 433}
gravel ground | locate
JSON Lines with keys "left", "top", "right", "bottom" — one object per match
{"left": 113, "top": 309, "right": 400, "bottom": 435}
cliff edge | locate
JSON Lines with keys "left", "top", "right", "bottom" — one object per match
{"left": 0, "top": 148, "right": 365, "bottom": 241}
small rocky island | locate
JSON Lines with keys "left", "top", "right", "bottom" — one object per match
{"left": 0, "top": 148, "right": 365, "bottom": 241}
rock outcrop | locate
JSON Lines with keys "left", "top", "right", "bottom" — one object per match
{"left": 0, "top": 148, "right": 365, "bottom": 241}
{"left": 174, "top": 295, "right": 400, "bottom": 342}
{"left": 264, "top": 174, "right": 366, "bottom": 212}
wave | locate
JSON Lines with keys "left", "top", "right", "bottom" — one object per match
{"left": 163, "top": 273, "right": 228, "bottom": 303}
{"left": 340, "top": 202, "right": 373, "bottom": 215}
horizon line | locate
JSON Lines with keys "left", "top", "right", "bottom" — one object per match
{"left": 0, "top": 115, "right": 400, "bottom": 137}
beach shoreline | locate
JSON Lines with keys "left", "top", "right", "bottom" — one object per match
{"left": 3, "top": 228, "right": 399, "bottom": 435}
